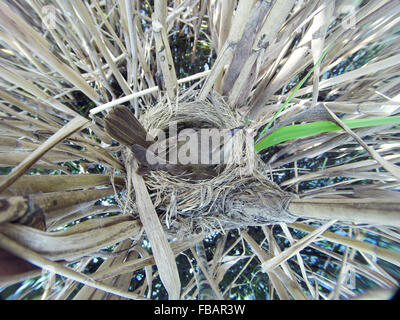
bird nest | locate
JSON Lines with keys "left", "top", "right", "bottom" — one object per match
{"left": 122, "top": 92, "right": 297, "bottom": 239}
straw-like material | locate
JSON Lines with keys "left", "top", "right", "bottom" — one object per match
{"left": 0, "top": 0, "right": 399, "bottom": 301}
{"left": 118, "top": 92, "right": 297, "bottom": 238}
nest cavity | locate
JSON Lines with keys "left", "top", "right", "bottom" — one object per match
{"left": 125, "top": 92, "right": 297, "bottom": 238}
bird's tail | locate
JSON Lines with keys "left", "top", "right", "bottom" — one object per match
{"left": 104, "top": 106, "right": 153, "bottom": 148}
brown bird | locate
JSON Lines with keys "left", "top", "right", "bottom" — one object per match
{"left": 105, "top": 106, "right": 240, "bottom": 180}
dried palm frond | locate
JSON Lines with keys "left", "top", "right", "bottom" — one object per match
{"left": 0, "top": 0, "right": 399, "bottom": 300}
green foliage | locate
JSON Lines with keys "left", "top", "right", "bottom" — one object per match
{"left": 256, "top": 43, "right": 334, "bottom": 140}
{"left": 255, "top": 116, "right": 400, "bottom": 152}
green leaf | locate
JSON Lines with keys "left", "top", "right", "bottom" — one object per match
{"left": 255, "top": 116, "right": 400, "bottom": 152}
{"left": 256, "top": 42, "right": 334, "bottom": 139}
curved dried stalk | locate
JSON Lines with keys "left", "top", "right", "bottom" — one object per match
{"left": 0, "top": 0, "right": 399, "bottom": 300}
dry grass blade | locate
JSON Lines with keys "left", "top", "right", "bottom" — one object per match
{"left": 331, "top": 241, "right": 351, "bottom": 300}
{"left": 295, "top": 53, "right": 400, "bottom": 97}
{"left": 199, "top": 0, "right": 256, "bottom": 98}
{"left": 0, "top": 2, "right": 100, "bottom": 103}
{"left": 0, "top": 116, "right": 89, "bottom": 193}
{"left": 72, "top": 239, "right": 134, "bottom": 300}
{"left": 262, "top": 220, "right": 337, "bottom": 272}
{"left": 222, "top": 0, "right": 272, "bottom": 95}
{"left": 289, "top": 198, "right": 400, "bottom": 227}
{"left": 89, "top": 70, "right": 210, "bottom": 115}
{"left": 153, "top": 0, "right": 178, "bottom": 99}
{"left": 227, "top": 0, "right": 296, "bottom": 105}
{"left": 91, "top": 234, "right": 205, "bottom": 282}
{"left": 0, "top": 232, "right": 146, "bottom": 300}
{"left": 0, "top": 215, "right": 140, "bottom": 260}
{"left": 2, "top": 174, "right": 124, "bottom": 195}
{"left": 0, "top": 0, "right": 399, "bottom": 301}
{"left": 242, "top": 231, "right": 291, "bottom": 300}
{"left": 217, "top": 0, "right": 235, "bottom": 52}
{"left": 130, "top": 157, "right": 181, "bottom": 300}
{"left": 281, "top": 155, "right": 400, "bottom": 187}
{"left": 310, "top": 0, "right": 334, "bottom": 107}
{"left": 278, "top": 223, "right": 316, "bottom": 298}
{"left": 322, "top": 103, "right": 400, "bottom": 180}
{"left": 290, "top": 222, "right": 400, "bottom": 268}
{"left": 190, "top": 246, "right": 223, "bottom": 300}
